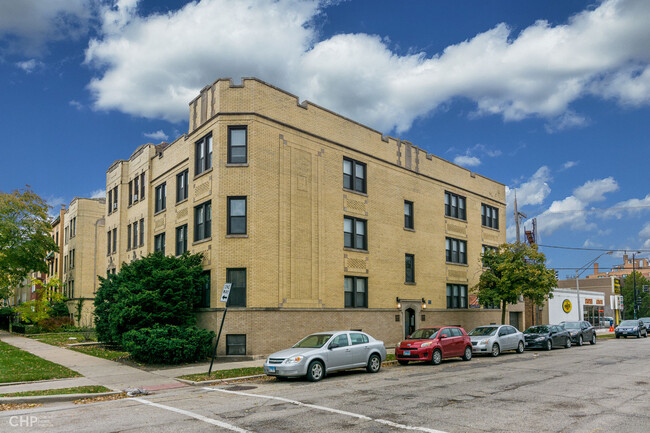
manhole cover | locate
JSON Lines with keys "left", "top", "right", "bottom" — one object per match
{"left": 226, "top": 385, "right": 257, "bottom": 391}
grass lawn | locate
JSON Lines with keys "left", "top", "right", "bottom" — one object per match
{"left": 179, "top": 367, "right": 265, "bottom": 382}
{"left": 69, "top": 345, "right": 129, "bottom": 361}
{"left": 0, "top": 341, "right": 81, "bottom": 383}
{"left": 0, "top": 385, "right": 111, "bottom": 397}
{"left": 28, "top": 333, "right": 96, "bottom": 347}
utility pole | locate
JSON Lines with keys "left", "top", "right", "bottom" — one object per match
{"left": 633, "top": 252, "right": 639, "bottom": 320}
{"left": 514, "top": 190, "right": 527, "bottom": 243}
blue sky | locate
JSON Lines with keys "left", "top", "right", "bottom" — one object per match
{"left": 1, "top": 0, "right": 649, "bottom": 276}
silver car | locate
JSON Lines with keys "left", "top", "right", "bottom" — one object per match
{"left": 469, "top": 325, "right": 525, "bottom": 357}
{"left": 263, "top": 331, "right": 387, "bottom": 382}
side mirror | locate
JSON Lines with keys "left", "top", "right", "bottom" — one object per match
{"left": 329, "top": 342, "right": 339, "bottom": 350}
{"left": 549, "top": 332, "right": 556, "bottom": 336}
{"left": 439, "top": 334, "right": 448, "bottom": 339}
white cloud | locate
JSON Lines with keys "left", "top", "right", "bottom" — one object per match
{"left": 90, "top": 189, "right": 105, "bottom": 199}
{"left": 143, "top": 130, "right": 168, "bottom": 141}
{"left": 562, "top": 160, "right": 578, "bottom": 170}
{"left": 69, "top": 100, "right": 83, "bottom": 110}
{"left": 15, "top": 59, "right": 43, "bottom": 73}
{"left": 640, "top": 222, "right": 650, "bottom": 248}
{"left": 573, "top": 177, "right": 619, "bottom": 202}
{"left": 84, "top": 0, "right": 650, "bottom": 133}
{"left": 601, "top": 194, "right": 650, "bottom": 218}
{"left": 506, "top": 166, "right": 552, "bottom": 210}
{"left": 46, "top": 196, "right": 66, "bottom": 218}
{"left": 453, "top": 155, "right": 481, "bottom": 167}
{"left": 545, "top": 111, "right": 589, "bottom": 133}
{"left": 0, "top": 0, "right": 94, "bottom": 56}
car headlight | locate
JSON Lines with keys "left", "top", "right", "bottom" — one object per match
{"left": 479, "top": 339, "right": 490, "bottom": 345}
{"left": 421, "top": 342, "right": 433, "bottom": 348}
{"left": 570, "top": 330, "right": 579, "bottom": 335}
{"left": 535, "top": 337, "right": 545, "bottom": 342}
{"left": 633, "top": 327, "right": 638, "bottom": 331}
{"left": 284, "top": 356, "right": 304, "bottom": 365}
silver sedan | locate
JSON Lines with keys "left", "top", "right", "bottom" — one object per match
{"left": 263, "top": 331, "right": 387, "bottom": 381}
{"left": 469, "top": 325, "right": 525, "bottom": 357}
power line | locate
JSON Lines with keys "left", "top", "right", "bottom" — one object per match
{"left": 537, "top": 244, "right": 650, "bottom": 253}
{"left": 521, "top": 204, "right": 650, "bottom": 215}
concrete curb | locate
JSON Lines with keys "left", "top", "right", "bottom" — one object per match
{"left": 0, "top": 378, "right": 82, "bottom": 388}
{"left": 0, "top": 391, "right": 121, "bottom": 405}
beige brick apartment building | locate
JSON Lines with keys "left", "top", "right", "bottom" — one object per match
{"left": 106, "top": 78, "right": 520, "bottom": 356}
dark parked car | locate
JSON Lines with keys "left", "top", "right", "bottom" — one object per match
{"left": 395, "top": 326, "right": 472, "bottom": 365}
{"left": 615, "top": 320, "right": 648, "bottom": 339}
{"left": 559, "top": 321, "right": 597, "bottom": 346}
{"left": 639, "top": 317, "right": 650, "bottom": 330}
{"left": 523, "top": 325, "right": 571, "bottom": 350}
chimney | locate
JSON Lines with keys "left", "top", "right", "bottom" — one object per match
{"left": 594, "top": 263, "right": 599, "bottom": 274}
{"left": 623, "top": 254, "right": 628, "bottom": 265}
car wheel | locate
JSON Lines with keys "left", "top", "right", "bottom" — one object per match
{"left": 517, "top": 341, "right": 525, "bottom": 353}
{"left": 490, "top": 343, "right": 500, "bottom": 357}
{"left": 637, "top": 331, "right": 641, "bottom": 339}
{"left": 398, "top": 360, "right": 409, "bottom": 366}
{"left": 644, "top": 331, "right": 648, "bottom": 338}
{"left": 578, "top": 335, "right": 583, "bottom": 346}
{"left": 546, "top": 340, "right": 552, "bottom": 351}
{"left": 624, "top": 335, "right": 627, "bottom": 338}
{"left": 366, "top": 354, "right": 381, "bottom": 373}
{"left": 565, "top": 337, "right": 571, "bottom": 348}
{"left": 431, "top": 349, "right": 442, "bottom": 365}
{"left": 306, "top": 360, "right": 324, "bottom": 382}
{"left": 462, "top": 346, "right": 472, "bottom": 361}
{"left": 590, "top": 334, "right": 596, "bottom": 345}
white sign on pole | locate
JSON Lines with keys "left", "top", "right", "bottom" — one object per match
{"left": 220, "top": 283, "right": 232, "bottom": 303}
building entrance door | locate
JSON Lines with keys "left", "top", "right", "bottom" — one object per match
{"left": 509, "top": 311, "right": 521, "bottom": 331}
{"left": 405, "top": 308, "right": 415, "bottom": 338}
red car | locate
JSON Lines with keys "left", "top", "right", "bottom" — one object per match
{"left": 395, "top": 326, "right": 472, "bottom": 365}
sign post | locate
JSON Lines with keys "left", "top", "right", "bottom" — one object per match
{"left": 208, "top": 283, "right": 232, "bottom": 376}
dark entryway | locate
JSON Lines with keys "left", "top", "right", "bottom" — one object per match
{"left": 405, "top": 308, "right": 415, "bottom": 338}
{"left": 509, "top": 311, "right": 521, "bottom": 331}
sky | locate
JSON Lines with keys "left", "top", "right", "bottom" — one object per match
{"left": 1, "top": 0, "right": 649, "bottom": 278}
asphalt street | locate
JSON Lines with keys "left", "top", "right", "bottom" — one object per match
{"left": 2, "top": 337, "right": 649, "bottom": 432}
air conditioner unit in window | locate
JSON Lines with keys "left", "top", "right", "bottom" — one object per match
{"left": 134, "top": 194, "right": 138, "bottom": 201}
{"left": 113, "top": 202, "right": 117, "bottom": 210}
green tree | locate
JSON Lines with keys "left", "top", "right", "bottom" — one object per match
{"left": 94, "top": 252, "right": 207, "bottom": 345}
{"left": 621, "top": 271, "right": 650, "bottom": 319}
{"left": 15, "top": 278, "right": 63, "bottom": 323}
{"left": 0, "top": 188, "right": 57, "bottom": 299}
{"left": 474, "top": 242, "right": 557, "bottom": 324}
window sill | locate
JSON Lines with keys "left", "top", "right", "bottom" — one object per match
{"left": 343, "top": 188, "right": 368, "bottom": 197}
{"left": 446, "top": 262, "right": 469, "bottom": 267}
{"left": 226, "top": 234, "right": 249, "bottom": 238}
{"left": 226, "top": 163, "right": 249, "bottom": 167}
{"left": 192, "top": 237, "right": 212, "bottom": 246}
{"left": 404, "top": 227, "right": 415, "bottom": 232}
{"left": 176, "top": 198, "right": 188, "bottom": 206}
{"left": 445, "top": 216, "right": 467, "bottom": 223}
{"left": 154, "top": 209, "right": 166, "bottom": 217}
{"left": 194, "top": 167, "right": 213, "bottom": 181}
{"left": 481, "top": 225, "right": 500, "bottom": 232}
{"left": 404, "top": 282, "right": 416, "bottom": 285}
{"left": 344, "top": 247, "right": 369, "bottom": 254}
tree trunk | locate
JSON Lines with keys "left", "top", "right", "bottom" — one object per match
{"left": 501, "top": 301, "right": 507, "bottom": 325}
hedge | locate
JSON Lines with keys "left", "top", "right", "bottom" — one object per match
{"left": 122, "top": 325, "right": 215, "bottom": 364}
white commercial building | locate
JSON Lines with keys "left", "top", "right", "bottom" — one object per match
{"left": 548, "top": 288, "right": 606, "bottom": 325}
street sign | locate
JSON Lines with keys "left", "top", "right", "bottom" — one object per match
{"left": 220, "top": 283, "right": 232, "bottom": 303}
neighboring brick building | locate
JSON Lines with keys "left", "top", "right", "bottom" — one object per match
{"left": 106, "top": 78, "right": 519, "bottom": 355}
{"left": 61, "top": 198, "right": 106, "bottom": 326}
{"left": 588, "top": 254, "right": 650, "bottom": 279}
{"left": 45, "top": 206, "right": 66, "bottom": 290}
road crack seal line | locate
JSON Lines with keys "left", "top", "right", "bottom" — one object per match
{"left": 130, "top": 397, "right": 250, "bottom": 432}
{"left": 204, "top": 387, "right": 449, "bottom": 433}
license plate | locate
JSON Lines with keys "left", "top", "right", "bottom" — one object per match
{"left": 268, "top": 366, "right": 276, "bottom": 372}
{"left": 404, "top": 351, "right": 411, "bottom": 355}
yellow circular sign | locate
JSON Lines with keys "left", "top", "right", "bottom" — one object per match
{"left": 562, "top": 299, "right": 572, "bottom": 313}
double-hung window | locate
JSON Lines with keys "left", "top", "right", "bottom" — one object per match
{"left": 344, "top": 216, "right": 367, "bottom": 250}
{"left": 177, "top": 169, "right": 188, "bottom": 202}
{"left": 139, "top": 218, "right": 144, "bottom": 246}
{"left": 446, "top": 237, "right": 467, "bottom": 264}
{"left": 343, "top": 157, "right": 366, "bottom": 193}
{"left": 404, "top": 200, "right": 414, "bottom": 229}
{"left": 482, "top": 204, "right": 499, "bottom": 229}
{"left": 194, "top": 201, "right": 211, "bottom": 241}
{"left": 228, "top": 126, "right": 247, "bottom": 164}
{"left": 155, "top": 183, "right": 166, "bottom": 213}
{"left": 107, "top": 230, "right": 112, "bottom": 255}
{"left": 128, "top": 181, "right": 133, "bottom": 206}
{"left": 132, "top": 221, "right": 138, "bottom": 248}
{"left": 344, "top": 276, "right": 367, "bottom": 308}
{"left": 154, "top": 233, "right": 165, "bottom": 253}
{"left": 195, "top": 133, "right": 213, "bottom": 175}
{"left": 227, "top": 268, "right": 246, "bottom": 307}
{"left": 447, "top": 284, "right": 468, "bottom": 309}
{"left": 445, "top": 191, "right": 466, "bottom": 220}
{"left": 196, "top": 270, "right": 210, "bottom": 308}
{"left": 176, "top": 224, "right": 188, "bottom": 256}
{"left": 227, "top": 197, "right": 247, "bottom": 235}
{"left": 405, "top": 254, "right": 415, "bottom": 283}
{"left": 127, "top": 223, "right": 132, "bottom": 250}
{"left": 140, "top": 173, "right": 145, "bottom": 199}
{"left": 112, "top": 228, "right": 117, "bottom": 253}
{"left": 133, "top": 176, "right": 139, "bottom": 202}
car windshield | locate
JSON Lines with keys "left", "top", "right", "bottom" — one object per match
{"left": 524, "top": 326, "right": 549, "bottom": 334}
{"left": 293, "top": 334, "right": 333, "bottom": 348}
{"left": 619, "top": 320, "right": 638, "bottom": 326}
{"left": 408, "top": 328, "right": 440, "bottom": 339}
{"left": 469, "top": 327, "right": 498, "bottom": 336}
{"left": 561, "top": 322, "right": 580, "bottom": 329}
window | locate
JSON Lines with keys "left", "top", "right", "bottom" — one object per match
{"left": 154, "top": 233, "right": 165, "bottom": 253}
{"left": 447, "top": 284, "right": 468, "bottom": 309}
{"left": 70, "top": 218, "right": 76, "bottom": 237}
{"left": 226, "top": 334, "right": 246, "bottom": 355}
{"left": 70, "top": 249, "right": 75, "bottom": 269}
{"left": 177, "top": 169, "right": 188, "bottom": 202}
{"left": 228, "top": 126, "right": 247, "bottom": 164}
{"left": 64, "top": 255, "right": 68, "bottom": 272}
{"left": 194, "top": 201, "right": 212, "bottom": 241}
{"left": 344, "top": 276, "right": 367, "bottom": 308}
{"left": 482, "top": 245, "right": 498, "bottom": 267}
{"left": 404, "top": 201, "right": 414, "bottom": 229}
{"left": 350, "top": 333, "right": 369, "bottom": 345}
{"left": 482, "top": 204, "right": 499, "bottom": 229}
{"left": 176, "top": 225, "right": 188, "bottom": 256}
{"left": 112, "top": 228, "right": 117, "bottom": 253}
{"left": 140, "top": 173, "right": 145, "bottom": 199}
{"left": 227, "top": 197, "right": 247, "bottom": 235}
{"left": 446, "top": 237, "right": 467, "bottom": 264}
{"left": 483, "top": 301, "right": 500, "bottom": 310}
{"left": 70, "top": 280, "right": 75, "bottom": 299}
{"left": 128, "top": 180, "right": 133, "bottom": 206}
{"left": 195, "top": 133, "right": 213, "bottom": 175}
{"left": 450, "top": 328, "right": 463, "bottom": 337}
{"left": 64, "top": 227, "right": 68, "bottom": 244}
{"left": 343, "top": 157, "right": 366, "bottom": 193}
{"left": 331, "top": 334, "right": 349, "bottom": 347}
{"left": 196, "top": 270, "right": 210, "bottom": 308}
{"left": 444, "top": 191, "right": 466, "bottom": 220}
{"left": 133, "top": 176, "right": 139, "bottom": 202}
{"left": 155, "top": 183, "right": 166, "bottom": 213}
{"left": 227, "top": 268, "right": 246, "bottom": 307}
{"left": 344, "top": 216, "right": 367, "bottom": 250}
{"left": 113, "top": 186, "right": 118, "bottom": 211}
{"left": 132, "top": 221, "right": 138, "bottom": 248}
{"left": 108, "top": 189, "right": 112, "bottom": 214}
{"left": 140, "top": 218, "right": 144, "bottom": 246}
{"left": 405, "top": 254, "right": 415, "bottom": 283}
{"left": 107, "top": 230, "right": 112, "bottom": 255}
{"left": 127, "top": 223, "right": 132, "bottom": 250}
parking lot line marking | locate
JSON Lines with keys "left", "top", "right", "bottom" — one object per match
{"left": 204, "top": 387, "right": 448, "bottom": 433}
{"left": 130, "top": 397, "right": 251, "bottom": 433}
